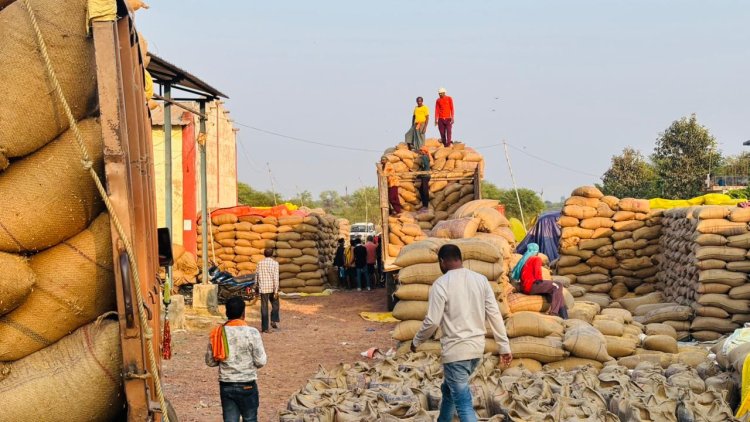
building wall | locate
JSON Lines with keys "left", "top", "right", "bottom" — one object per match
{"left": 152, "top": 100, "right": 238, "bottom": 255}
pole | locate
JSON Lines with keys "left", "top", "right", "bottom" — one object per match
{"left": 164, "top": 84, "right": 173, "bottom": 288}
{"left": 267, "top": 162, "right": 278, "bottom": 206}
{"left": 503, "top": 141, "right": 526, "bottom": 227}
{"left": 359, "top": 178, "right": 369, "bottom": 223}
{"left": 199, "top": 100, "right": 209, "bottom": 284}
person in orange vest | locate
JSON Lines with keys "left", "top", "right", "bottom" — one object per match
{"left": 381, "top": 156, "right": 402, "bottom": 214}
{"left": 435, "top": 87, "right": 455, "bottom": 146}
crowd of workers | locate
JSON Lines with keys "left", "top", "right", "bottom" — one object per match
{"left": 332, "top": 236, "right": 384, "bottom": 291}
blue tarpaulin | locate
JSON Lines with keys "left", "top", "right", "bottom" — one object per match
{"left": 516, "top": 211, "right": 561, "bottom": 261}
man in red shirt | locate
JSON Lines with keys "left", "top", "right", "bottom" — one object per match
{"left": 434, "top": 87, "right": 455, "bottom": 146}
{"left": 365, "top": 236, "right": 378, "bottom": 290}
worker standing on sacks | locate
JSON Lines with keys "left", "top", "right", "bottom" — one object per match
{"left": 411, "top": 244, "right": 512, "bottom": 422}
{"left": 434, "top": 87, "right": 455, "bottom": 146}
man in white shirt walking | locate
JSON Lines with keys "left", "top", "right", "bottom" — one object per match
{"left": 411, "top": 244, "right": 512, "bottom": 422}
{"left": 256, "top": 248, "right": 280, "bottom": 333}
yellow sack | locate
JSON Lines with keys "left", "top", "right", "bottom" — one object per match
{"left": 509, "top": 218, "right": 527, "bottom": 243}
{"left": 736, "top": 353, "right": 750, "bottom": 418}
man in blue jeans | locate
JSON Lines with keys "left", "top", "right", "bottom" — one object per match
{"left": 353, "top": 238, "right": 370, "bottom": 291}
{"left": 411, "top": 244, "right": 512, "bottom": 421}
{"left": 206, "top": 297, "right": 267, "bottom": 422}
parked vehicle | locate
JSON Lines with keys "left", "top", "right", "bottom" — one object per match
{"left": 350, "top": 222, "right": 376, "bottom": 244}
{"left": 208, "top": 264, "right": 258, "bottom": 305}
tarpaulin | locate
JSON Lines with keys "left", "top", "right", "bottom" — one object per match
{"left": 650, "top": 193, "right": 744, "bottom": 209}
{"left": 210, "top": 203, "right": 301, "bottom": 218}
{"left": 359, "top": 312, "right": 399, "bottom": 323}
{"left": 509, "top": 218, "right": 527, "bottom": 243}
{"left": 516, "top": 211, "right": 561, "bottom": 262}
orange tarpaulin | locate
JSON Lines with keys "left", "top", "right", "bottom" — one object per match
{"left": 209, "top": 203, "right": 303, "bottom": 219}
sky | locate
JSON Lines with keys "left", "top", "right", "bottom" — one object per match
{"left": 137, "top": 1, "right": 750, "bottom": 203}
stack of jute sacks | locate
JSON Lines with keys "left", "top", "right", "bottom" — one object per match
{"left": 337, "top": 218, "right": 351, "bottom": 244}
{"left": 0, "top": 0, "right": 124, "bottom": 417}
{"left": 658, "top": 205, "right": 750, "bottom": 341}
{"left": 280, "top": 350, "right": 733, "bottom": 421}
{"left": 391, "top": 237, "right": 505, "bottom": 352}
{"left": 557, "top": 186, "right": 663, "bottom": 302}
{"left": 196, "top": 207, "right": 342, "bottom": 293}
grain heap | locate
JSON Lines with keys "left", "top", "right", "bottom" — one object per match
{"left": 279, "top": 351, "right": 733, "bottom": 421}
{"left": 658, "top": 205, "right": 750, "bottom": 341}
{"left": 196, "top": 207, "right": 341, "bottom": 293}
{"left": 557, "top": 186, "right": 663, "bottom": 302}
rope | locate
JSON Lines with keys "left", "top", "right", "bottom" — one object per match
{"left": 21, "top": 1, "right": 170, "bottom": 420}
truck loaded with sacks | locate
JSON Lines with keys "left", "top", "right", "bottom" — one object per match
{"left": 377, "top": 139, "right": 522, "bottom": 309}
{"left": 0, "top": 1, "right": 172, "bottom": 421}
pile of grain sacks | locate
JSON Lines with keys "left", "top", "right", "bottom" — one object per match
{"left": 280, "top": 347, "right": 732, "bottom": 421}
{"left": 658, "top": 205, "right": 750, "bottom": 341}
{"left": 0, "top": 1, "right": 124, "bottom": 417}
{"left": 557, "top": 186, "right": 662, "bottom": 301}
{"left": 337, "top": 218, "right": 351, "bottom": 244}
{"left": 197, "top": 207, "right": 345, "bottom": 293}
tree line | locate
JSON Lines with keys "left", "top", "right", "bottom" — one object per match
{"left": 237, "top": 181, "right": 549, "bottom": 228}
{"left": 600, "top": 114, "right": 749, "bottom": 200}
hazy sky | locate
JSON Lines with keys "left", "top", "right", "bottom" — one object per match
{"left": 138, "top": 1, "right": 750, "bottom": 202}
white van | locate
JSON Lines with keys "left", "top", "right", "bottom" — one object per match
{"left": 350, "top": 222, "right": 376, "bottom": 244}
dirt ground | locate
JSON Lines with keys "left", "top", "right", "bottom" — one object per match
{"left": 163, "top": 289, "right": 397, "bottom": 421}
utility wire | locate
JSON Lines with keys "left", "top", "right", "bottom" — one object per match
{"left": 233, "top": 121, "right": 382, "bottom": 153}
{"left": 476, "top": 141, "right": 601, "bottom": 179}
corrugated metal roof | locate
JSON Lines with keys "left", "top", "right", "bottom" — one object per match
{"left": 147, "top": 54, "right": 228, "bottom": 99}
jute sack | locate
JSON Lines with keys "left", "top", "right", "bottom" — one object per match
{"left": 565, "top": 196, "right": 600, "bottom": 208}
{"left": 601, "top": 308, "right": 633, "bottom": 323}
{"left": 392, "top": 301, "right": 429, "bottom": 321}
{"left": 451, "top": 238, "right": 501, "bottom": 262}
{"left": 504, "top": 312, "right": 564, "bottom": 338}
{"left": 571, "top": 186, "right": 604, "bottom": 198}
{"left": 395, "top": 284, "right": 430, "bottom": 301}
{"left": 645, "top": 323, "right": 677, "bottom": 339}
{"left": 463, "top": 260, "right": 503, "bottom": 280}
{"left": 563, "top": 324, "right": 611, "bottom": 362}
{"left": 617, "top": 198, "right": 649, "bottom": 213}
{"left": 730, "top": 284, "right": 750, "bottom": 300}
{"left": 0, "top": 253, "right": 35, "bottom": 316}
{"left": 695, "top": 246, "right": 746, "bottom": 261}
{"left": 643, "top": 335, "right": 678, "bottom": 354}
{"left": 562, "top": 205, "right": 596, "bottom": 220}
{"left": 509, "top": 336, "right": 567, "bottom": 363}
{"left": 696, "top": 219, "right": 748, "bottom": 236}
{"left": 605, "top": 335, "right": 638, "bottom": 358}
{"left": 0, "top": 320, "right": 123, "bottom": 421}
{"left": 452, "top": 199, "right": 500, "bottom": 218}
{"left": 691, "top": 316, "right": 739, "bottom": 333}
{"left": 593, "top": 320, "right": 624, "bottom": 337}
{"left": 473, "top": 208, "right": 506, "bottom": 232}
{"left": 637, "top": 305, "right": 692, "bottom": 324}
{"left": 544, "top": 357, "right": 604, "bottom": 372}
{"left": 507, "top": 293, "right": 548, "bottom": 313}
{"left": 0, "top": 118, "right": 104, "bottom": 253}
{"left": 0, "top": 213, "right": 114, "bottom": 361}
{"left": 394, "top": 240, "right": 441, "bottom": 267}
{"left": 0, "top": 0, "right": 98, "bottom": 169}
{"left": 392, "top": 320, "right": 425, "bottom": 341}
{"left": 615, "top": 292, "right": 663, "bottom": 314}
{"left": 698, "top": 294, "right": 750, "bottom": 314}
{"left": 693, "top": 234, "right": 728, "bottom": 246}
{"left": 730, "top": 207, "right": 750, "bottom": 223}
{"left": 398, "top": 263, "right": 442, "bottom": 284}
{"left": 698, "top": 269, "right": 747, "bottom": 287}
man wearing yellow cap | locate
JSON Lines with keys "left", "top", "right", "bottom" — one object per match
{"left": 406, "top": 96, "right": 429, "bottom": 150}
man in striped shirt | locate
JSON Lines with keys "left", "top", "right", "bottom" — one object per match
{"left": 256, "top": 248, "right": 280, "bottom": 333}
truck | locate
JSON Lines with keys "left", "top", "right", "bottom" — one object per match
{"left": 376, "top": 164, "right": 481, "bottom": 310}
{"left": 350, "top": 222, "right": 377, "bottom": 244}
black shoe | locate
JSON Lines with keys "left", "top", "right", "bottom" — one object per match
{"left": 271, "top": 322, "right": 279, "bottom": 329}
{"left": 262, "top": 330, "right": 272, "bottom": 334}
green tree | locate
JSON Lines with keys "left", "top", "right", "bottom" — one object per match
{"left": 319, "top": 190, "right": 344, "bottom": 212}
{"left": 237, "top": 182, "right": 281, "bottom": 206}
{"left": 288, "top": 190, "right": 316, "bottom": 207}
{"left": 339, "top": 186, "right": 381, "bottom": 227}
{"left": 600, "top": 147, "right": 659, "bottom": 199}
{"left": 718, "top": 152, "right": 750, "bottom": 178}
{"left": 481, "top": 180, "right": 503, "bottom": 200}
{"left": 651, "top": 114, "right": 721, "bottom": 199}
{"left": 498, "top": 188, "right": 545, "bottom": 224}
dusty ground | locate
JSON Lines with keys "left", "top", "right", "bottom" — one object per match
{"left": 163, "top": 289, "right": 397, "bottom": 421}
